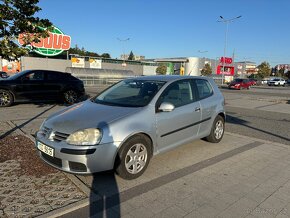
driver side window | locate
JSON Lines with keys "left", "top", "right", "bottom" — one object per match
{"left": 159, "top": 80, "right": 196, "bottom": 108}
{"left": 22, "top": 71, "right": 44, "bottom": 81}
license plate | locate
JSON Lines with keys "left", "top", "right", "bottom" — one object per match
{"left": 37, "top": 141, "right": 54, "bottom": 157}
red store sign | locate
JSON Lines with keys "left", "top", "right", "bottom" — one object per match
{"left": 220, "top": 57, "right": 233, "bottom": 64}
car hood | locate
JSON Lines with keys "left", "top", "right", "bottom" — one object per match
{"left": 44, "top": 100, "right": 143, "bottom": 133}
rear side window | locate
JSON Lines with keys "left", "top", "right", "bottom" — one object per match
{"left": 47, "top": 72, "right": 64, "bottom": 80}
{"left": 194, "top": 79, "right": 213, "bottom": 100}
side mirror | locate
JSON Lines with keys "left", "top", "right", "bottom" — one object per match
{"left": 158, "top": 102, "right": 175, "bottom": 112}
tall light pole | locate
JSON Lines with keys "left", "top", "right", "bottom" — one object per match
{"left": 117, "top": 37, "right": 130, "bottom": 67}
{"left": 218, "top": 15, "right": 241, "bottom": 85}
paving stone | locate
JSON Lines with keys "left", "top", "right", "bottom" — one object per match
{"left": 152, "top": 205, "right": 187, "bottom": 218}
{"left": 0, "top": 159, "right": 87, "bottom": 217}
{"left": 258, "top": 196, "right": 287, "bottom": 216}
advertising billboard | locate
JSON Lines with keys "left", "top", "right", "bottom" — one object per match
{"left": 89, "top": 58, "right": 102, "bottom": 69}
{"left": 71, "top": 57, "right": 85, "bottom": 68}
{"left": 18, "top": 26, "right": 71, "bottom": 56}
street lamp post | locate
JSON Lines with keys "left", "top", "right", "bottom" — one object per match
{"left": 117, "top": 37, "right": 130, "bottom": 67}
{"left": 218, "top": 15, "right": 242, "bottom": 85}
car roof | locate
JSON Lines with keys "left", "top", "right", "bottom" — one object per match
{"left": 131, "top": 75, "right": 207, "bottom": 82}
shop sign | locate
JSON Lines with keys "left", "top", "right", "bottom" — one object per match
{"left": 18, "top": 26, "right": 71, "bottom": 56}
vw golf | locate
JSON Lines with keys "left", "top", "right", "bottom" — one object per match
{"left": 36, "top": 76, "right": 225, "bottom": 179}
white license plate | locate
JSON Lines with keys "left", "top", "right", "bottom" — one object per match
{"left": 37, "top": 141, "right": 54, "bottom": 157}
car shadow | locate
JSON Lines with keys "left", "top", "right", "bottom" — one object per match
{"left": 12, "top": 93, "right": 91, "bottom": 108}
{"left": 226, "top": 114, "right": 290, "bottom": 142}
{"left": 0, "top": 104, "right": 57, "bottom": 139}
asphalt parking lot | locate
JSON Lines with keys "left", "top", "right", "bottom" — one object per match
{"left": 1, "top": 85, "right": 290, "bottom": 217}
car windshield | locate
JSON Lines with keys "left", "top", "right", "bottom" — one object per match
{"left": 6, "top": 70, "right": 31, "bottom": 80}
{"left": 94, "top": 79, "right": 166, "bottom": 107}
{"left": 272, "top": 79, "right": 280, "bottom": 81}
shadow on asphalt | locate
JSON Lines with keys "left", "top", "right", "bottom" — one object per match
{"left": 89, "top": 121, "right": 120, "bottom": 218}
{"left": 226, "top": 114, "right": 290, "bottom": 142}
{"left": 89, "top": 171, "right": 120, "bottom": 217}
{"left": 0, "top": 104, "right": 57, "bottom": 140}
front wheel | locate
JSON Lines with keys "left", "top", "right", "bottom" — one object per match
{"left": 205, "top": 115, "right": 225, "bottom": 143}
{"left": 115, "top": 135, "right": 152, "bottom": 180}
{"left": 63, "top": 90, "right": 79, "bottom": 104}
{"left": 0, "top": 89, "right": 14, "bottom": 107}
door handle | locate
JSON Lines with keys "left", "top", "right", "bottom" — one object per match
{"left": 195, "top": 107, "right": 201, "bottom": 112}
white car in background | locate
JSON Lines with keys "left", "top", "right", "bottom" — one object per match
{"left": 268, "top": 78, "right": 286, "bottom": 86}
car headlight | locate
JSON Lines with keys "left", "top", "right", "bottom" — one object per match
{"left": 66, "top": 128, "right": 102, "bottom": 146}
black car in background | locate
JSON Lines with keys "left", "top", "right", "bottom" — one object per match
{"left": 0, "top": 70, "right": 85, "bottom": 107}
{"left": 0, "top": 71, "right": 9, "bottom": 79}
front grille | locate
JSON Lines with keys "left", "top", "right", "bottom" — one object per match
{"left": 41, "top": 153, "right": 62, "bottom": 168}
{"left": 41, "top": 126, "right": 69, "bottom": 142}
{"left": 53, "top": 131, "right": 69, "bottom": 142}
{"left": 40, "top": 126, "right": 51, "bottom": 138}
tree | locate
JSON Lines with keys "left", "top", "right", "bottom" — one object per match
{"left": 201, "top": 63, "right": 212, "bottom": 76}
{"left": 256, "top": 61, "right": 271, "bottom": 78}
{"left": 0, "top": 0, "right": 52, "bottom": 60}
{"left": 128, "top": 51, "right": 134, "bottom": 60}
{"left": 156, "top": 64, "right": 167, "bottom": 75}
{"left": 101, "top": 53, "right": 111, "bottom": 58}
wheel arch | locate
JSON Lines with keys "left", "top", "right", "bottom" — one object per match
{"left": 113, "top": 132, "right": 154, "bottom": 168}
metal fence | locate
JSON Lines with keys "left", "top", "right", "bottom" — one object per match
{"left": 66, "top": 67, "right": 136, "bottom": 86}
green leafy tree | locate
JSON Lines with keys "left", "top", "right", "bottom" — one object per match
{"left": 156, "top": 64, "right": 167, "bottom": 75}
{"left": 285, "top": 71, "right": 290, "bottom": 79}
{"left": 201, "top": 63, "right": 212, "bottom": 76}
{"left": 277, "top": 67, "right": 286, "bottom": 78}
{"left": 256, "top": 61, "right": 271, "bottom": 78}
{"left": 0, "top": 0, "right": 52, "bottom": 60}
{"left": 101, "top": 53, "right": 111, "bottom": 58}
{"left": 128, "top": 51, "right": 134, "bottom": 60}
{"left": 69, "top": 44, "right": 102, "bottom": 57}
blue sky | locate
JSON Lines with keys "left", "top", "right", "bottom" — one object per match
{"left": 37, "top": 0, "right": 290, "bottom": 66}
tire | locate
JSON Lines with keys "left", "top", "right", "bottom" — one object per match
{"left": 115, "top": 134, "right": 152, "bottom": 180}
{"left": 63, "top": 90, "right": 79, "bottom": 104}
{"left": 205, "top": 115, "right": 225, "bottom": 143}
{"left": 247, "top": 86, "right": 250, "bottom": 90}
{"left": 0, "top": 89, "right": 14, "bottom": 107}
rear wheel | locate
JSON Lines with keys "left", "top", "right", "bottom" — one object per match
{"left": 0, "top": 89, "right": 13, "bottom": 107}
{"left": 205, "top": 115, "right": 225, "bottom": 143}
{"left": 63, "top": 90, "right": 78, "bottom": 104}
{"left": 115, "top": 135, "right": 152, "bottom": 180}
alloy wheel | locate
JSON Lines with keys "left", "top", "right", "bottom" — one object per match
{"left": 125, "top": 143, "right": 148, "bottom": 174}
{"left": 214, "top": 120, "right": 224, "bottom": 140}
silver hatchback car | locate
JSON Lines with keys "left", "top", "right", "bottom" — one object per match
{"left": 36, "top": 75, "right": 225, "bottom": 179}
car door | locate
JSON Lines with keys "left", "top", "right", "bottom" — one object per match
{"left": 155, "top": 79, "right": 202, "bottom": 153}
{"left": 194, "top": 79, "right": 217, "bottom": 137}
{"left": 15, "top": 71, "right": 45, "bottom": 100}
{"left": 43, "top": 71, "right": 64, "bottom": 100}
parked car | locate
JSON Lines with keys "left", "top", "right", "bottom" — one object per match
{"left": 0, "top": 71, "right": 9, "bottom": 79}
{"left": 268, "top": 78, "right": 286, "bottom": 86}
{"left": 35, "top": 76, "right": 225, "bottom": 179}
{"left": 0, "top": 70, "right": 85, "bottom": 107}
{"left": 228, "top": 78, "right": 251, "bottom": 90}
{"left": 261, "top": 79, "right": 269, "bottom": 85}
{"left": 248, "top": 78, "right": 257, "bottom": 86}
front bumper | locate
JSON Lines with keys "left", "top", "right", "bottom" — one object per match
{"left": 35, "top": 134, "right": 120, "bottom": 174}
